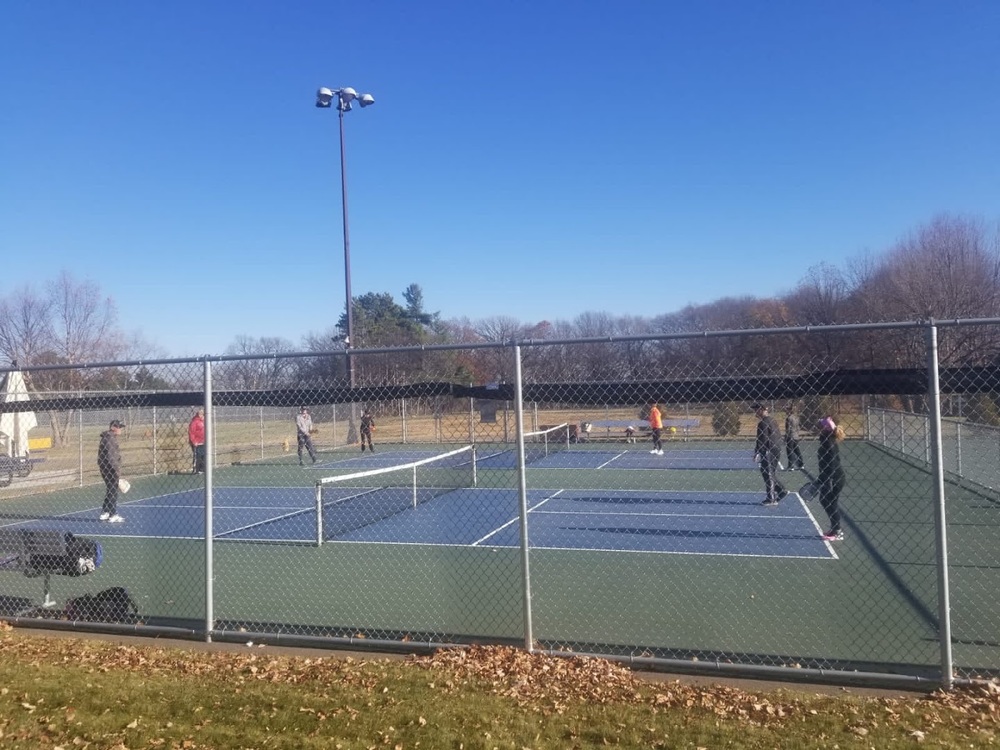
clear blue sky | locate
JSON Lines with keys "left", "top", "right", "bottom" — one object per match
{"left": 2, "top": 1, "right": 998, "bottom": 357}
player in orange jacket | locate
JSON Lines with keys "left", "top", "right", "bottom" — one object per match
{"left": 648, "top": 403, "right": 663, "bottom": 455}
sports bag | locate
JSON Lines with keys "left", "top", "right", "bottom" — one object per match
{"left": 65, "top": 586, "right": 139, "bottom": 623}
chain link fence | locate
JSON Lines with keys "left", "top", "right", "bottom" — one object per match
{"left": 1, "top": 320, "right": 999, "bottom": 689}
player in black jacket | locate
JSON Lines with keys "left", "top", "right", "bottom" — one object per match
{"left": 752, "top": 403, "right": 787, "bottom": 506}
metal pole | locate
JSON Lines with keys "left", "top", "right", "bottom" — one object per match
{"left": 339, "top": 103, "right": 359, "bottom": 445}
{"left": 956, "top": 422, "right": 962, "bottom": 476}
{"left": 204, "top": 361, "right": 215, "bottom": 643}
{"left": 925, "top": 323, "right": 953, "bottom": 689}
{"left": 152, "top": 406, "right": 158, "bottom": 475}
{"left": 78, "top": 401, "right": 83, "bottom": 487}
{"left": 469, "top": 392, "right": 475, "bottom": 444}
{"left": 340, "top": 106, "right": 354, "bottom": 389}
{"left": 512, "top": 345, "right": 534, "bottom": 650}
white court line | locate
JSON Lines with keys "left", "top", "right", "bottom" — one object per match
{"left": 531, "top": 509, "right": 807, "bottom": 520}
{"left": 596, "top": 452, "right": 629, "bottom": 469}
{"left": 472, "top": 489, "right": 564, "bottom": 546}
{"left": 217, "top": 487, "right": 391, "bottom": 539}
{"left": 795, "top": 491, "right": 840, "bottom": 559}
{"left": 323, "top": 538, "right": 832, "bottom": 560}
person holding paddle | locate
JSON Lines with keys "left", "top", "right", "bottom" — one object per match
{"left": 816, "top": 416, "right": 847, "bottom": 541}
{"left": 97, "top": 419, "right": 126, "bottom": 523}
{"left": 296, "top": 407, "right": 317, "bottom": 465}
{"left": 753, "top": 403, "right": 787, "bottom": 506}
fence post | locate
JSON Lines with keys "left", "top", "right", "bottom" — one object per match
{"left": 925, "top": 323, "right": 954, "bottom": 689}
{"left": 153, "top": 406, "right": 158, "bottom": 475}
{"left": 204, "top": 360, "right": 215, "bottom": 644}
{"left": 956, "top": 422, "right": 962, "bottom": 476}
{"left": 259, "top": 406, "right": 265, "bottom": 461}
{"left": 512, "top": 345, "right": 534, "bottom": 651}
{"left": 78, "top": 400, "right": 84, "bottom": 487}
{"left": 469, "top": 391, "right": 475, "bottom": 444}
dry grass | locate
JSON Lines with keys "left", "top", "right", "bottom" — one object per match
{"left": 0, "top": 625, "right": 996, "bottom": 749}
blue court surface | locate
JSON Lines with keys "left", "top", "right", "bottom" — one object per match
{"left": 289, "top": 447, "right": 759, "bottom": 472}
{"left": 0, "top": 486, "right": 837, "bottom": 559}
{"left": 483, "top": 448, "right": 760, "bottom": 471}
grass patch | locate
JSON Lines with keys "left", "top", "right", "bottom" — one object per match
{"left": 0, "top": 625, "right": 996, "bottom": 749}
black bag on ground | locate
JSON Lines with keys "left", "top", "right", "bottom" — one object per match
{"left": 23, "top": 531, "right": 103, "bottom": 577}
{"left": 65, "top": 587, "right": 139, "bottom": 623}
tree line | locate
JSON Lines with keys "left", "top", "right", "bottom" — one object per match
{"left": 3, "top": 213, "right": 1000, "bottom": 396}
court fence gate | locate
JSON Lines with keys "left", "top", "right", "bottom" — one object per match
{"left": 2, "top": 318, "right": 1000, "bottom": 691}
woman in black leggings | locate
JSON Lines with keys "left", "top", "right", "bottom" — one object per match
{"left": 816, "top": 416, "right": 847, "bottom": 541}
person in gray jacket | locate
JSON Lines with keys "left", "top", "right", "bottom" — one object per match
{"left": 98, "top": 419, "right": 125, "bottom": 522}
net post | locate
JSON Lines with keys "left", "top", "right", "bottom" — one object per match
{"left": 472, "top": 445, "right": 478, "bottom": 487}
{"left": 412, "top": 466, "right": 418, "bottom": 508}
{"left": 315, "top": 482, "right": 323, "bottom": 546}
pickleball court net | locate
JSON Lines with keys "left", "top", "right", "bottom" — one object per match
{"left": 313, "top": 444, "right": 478, "bottom": 543}
{"left": 523, "top": 422, "right": 571, "bottom": 463}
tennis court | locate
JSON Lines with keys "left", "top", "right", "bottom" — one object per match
{"left": 2, "top": 436, "right": 997, "bottom": 680}
{"left": 0, "top": 485, "right": 834, "bottom": 557}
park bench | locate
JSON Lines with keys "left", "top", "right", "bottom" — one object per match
{"left": 0, "top": 529, "right": 102, "bottom": 611}
{"left": 582, "top": 418, "right": 702, "bottom": 442}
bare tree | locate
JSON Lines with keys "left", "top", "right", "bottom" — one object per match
{"left": 47, "top": 271, "right": 123, "bottom": 367}
{"left": 852, "top": 215, "right": 1000, "bottom": 367}
{"left": 0, "top": 284, "right": 54, "bottom": 367}
{"left": 218, "top": 335, "right": 297, "bottom": 390}
{"left": 786, "top": 263, "right": 851, "bottom": 326}
{"left": 474, "top": 316, "right": 523, "bottom": 382}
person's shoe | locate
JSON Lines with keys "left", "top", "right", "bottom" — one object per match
{"left": 761, "top": 498, "right": 780, "bottom": 506}
{"left": 299, "top": 461, "right": 304, "bottom": 466}
{"left": 108, "top": 514, "right": 124, "bottom": 523}
{"left": 99, "top": 512, "right": 111, "bottom": 521}
{"left": 821, "top": 530, "right": 844, "bottom": 541}
{"left": 656, "top": 449, "right": 664, "bottom": 455}
{"left": 649, "top": 449, "right": 658, "bottom": 454}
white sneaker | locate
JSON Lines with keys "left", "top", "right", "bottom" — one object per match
{"left": 656, "top": 449, "right": 664, "bottom": 455}
{"left": 108, "top": 514, "right": 124, "bottom": 523}
{"left": 650, "top": 449, "right": 658, "bottom": 454}
{"left": 99, "top": 512, "right": 110, "bottom": 521}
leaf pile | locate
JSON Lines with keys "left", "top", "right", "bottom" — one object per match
{"left": 416, "top": 644, "right": 1000, "bottom": 734}
{"left": 1, "top": 622, "right": 999, "bottom": 739}
{"left": 419, "top": 645, "right": 808, "bottom": 725}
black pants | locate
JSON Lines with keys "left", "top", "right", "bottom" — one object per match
{"left": 819, "top": 476, "right": 846, "bottom": 532}
{"left": 100, "top": 468, "right": 119, "bottom": 515}
{"left": 651, "top": 428, "right": 662, "bottom": 451}
{"left": 785, "top": 437, "right": 804, "bottom": 469}
{"left": 192, "top": 444, "right": 206, "bottom": 473}
{"left": 360, "top": 428, "right": 374, "bottom": 451}
{"left": 297, "top": 432, "right": 316, "bottom": 463}
{"left": 759, "top": 456, "right": 786, "bottom": 502}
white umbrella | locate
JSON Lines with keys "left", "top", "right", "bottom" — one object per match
{"left": 0, "top": 370, "right": 38, "bottom": 458}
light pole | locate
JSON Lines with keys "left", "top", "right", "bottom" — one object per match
{"left": 316, "top": 86, "right": 374, "bottom": 389}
